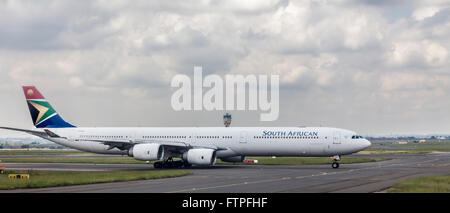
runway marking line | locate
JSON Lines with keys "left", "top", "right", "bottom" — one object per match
{"left": 165, "top": 177, "right": 290, "bottom": 193}
{"left": 166, "top": 156, "right": 445, "bottom": 193}
{"left": 167, "top": 162, "right": 408, "bottom": 193}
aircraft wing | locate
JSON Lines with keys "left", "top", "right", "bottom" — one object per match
{"left": 80, "top": 138, "right": 225, "bottom": 153}
{"left": 75, "top": 138, "right": 191, "bottom": 151}
{"left": 0, "top": 126, "right": 49, "bottom": 138}
{"left": 76, "top": 139, "right": 135, "bottom": 150}
{"left": 136, "top": 139, "right": 228, "bottom": 151}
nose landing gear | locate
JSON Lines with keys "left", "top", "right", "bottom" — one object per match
{"left": 331, "top": 155, "right": 340, "bottom": 169}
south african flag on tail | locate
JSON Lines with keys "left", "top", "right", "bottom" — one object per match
{"left": 22, "top": 86, "right": 75, "bottom": 128}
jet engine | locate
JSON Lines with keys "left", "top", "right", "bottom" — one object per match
{"left": 220, "top": 156, "right": 245, "bottom": 162}
{"left": 128, "top": 143, "right": 164, "bottom": 161}
{"left": 183, "top": 148, "right": 216, "bottom": 166}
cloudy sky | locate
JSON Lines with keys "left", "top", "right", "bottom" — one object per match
{"left": 1, "top": 0, "right": 450, "bottom": 137}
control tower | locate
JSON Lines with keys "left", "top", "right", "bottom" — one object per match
{"left": 223, "top": 113, "right": 232, "bottom": 127}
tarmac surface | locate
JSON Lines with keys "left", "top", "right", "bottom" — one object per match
{"left": 1, "top": 152, "right": 450, "bottom": 193}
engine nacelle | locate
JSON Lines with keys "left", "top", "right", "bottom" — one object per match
{"left": 183, "top": 148, "right": 216, "bottom": 166}
{"left": 128, "top": 143, "right": 164, "bottom": 161}
{"left": 220, "top": 156, "right": 245, "bottom": 163}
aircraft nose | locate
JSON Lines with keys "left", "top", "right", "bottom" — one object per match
{"left": 363, "top": 139, "right": 371, "bottom": 149}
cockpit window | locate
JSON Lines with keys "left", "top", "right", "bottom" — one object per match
{"left": 351, "top": 135, "right": 364, "bottom": 139}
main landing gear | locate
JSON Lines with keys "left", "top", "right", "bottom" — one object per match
{"left": 331, "top": 155, "right": 340, "bottom": 169}
{"left": 153, "top": 157, "right": 191, "bottom": 169}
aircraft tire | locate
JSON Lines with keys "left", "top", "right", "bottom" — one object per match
{"left": 154, "top": 161, "right": 163, "bottom": 169}
{"left": 332, "top": 162, "right": 339, "bottom": 169}
{"left": 183, "top": 162, "right": 192, "bottom": 168}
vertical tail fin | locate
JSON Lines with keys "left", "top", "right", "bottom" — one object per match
{"left": 22, "top": 86, "right": 75, "bottom": 128}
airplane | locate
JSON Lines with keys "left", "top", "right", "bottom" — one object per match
{"left": 0, "top": 86, "right": 371, "bottom": 169}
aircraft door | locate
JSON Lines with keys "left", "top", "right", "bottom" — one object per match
{"left": 333, "top": 131, "right": 341, "bottom": 144}
{"left": 239, "top": 131, "right": 247, "bottom": 143}
{"left": 191, "top": 133, "right": 197, "bottom": 144}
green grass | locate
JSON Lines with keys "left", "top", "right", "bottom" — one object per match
{"left": 0, "top": 157, "right": 148, "bottom": 164}
{"left": 367, "top": 139, "right": 450, "bottom": 153}
{"left": 0, "top": 149, "right": 93, "bottom": 156}
{"left": 0, "top": 170, "right": 191, "bottom": 190}
{"left": 1, "top": 156, "right": 389, "bottom": 165}
{"left": 387, "top": 176, "right": 450, "bottom": 193}
{"left": 216, "top": 157, "right": 388, "bottom": 165}
{"left": 357, "top": 150, "right": 433, "bottom": 155}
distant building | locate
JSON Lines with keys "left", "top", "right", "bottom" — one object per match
{"left": 397, "top": 141, "right": 408, "bottom": 145}
{"left": 419, "top": 139, "right": 426, "bottom": 143}
{"left": 429, "top": 136, "right": 445, "bottom": 140}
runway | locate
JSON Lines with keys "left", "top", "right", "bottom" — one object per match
{"left": 1, "top": 152, "right": 450, "bottom": 193}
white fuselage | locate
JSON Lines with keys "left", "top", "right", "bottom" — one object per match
{"left": 44, "top": 127, "right": 371, "bottom": 158}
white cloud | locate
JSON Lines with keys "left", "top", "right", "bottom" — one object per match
{"left": 412, "top": 6, "right": 440, "bottom": 21}
{"left": 388, "top": 40, "right": 448, "bottom": 67}
{"left": 423, "top": 41, "right": 448, "bottom": 66}
{"left": 218, "top": 0, "right": 282, "bottom": 12}
{"left": 69, "top": 76, "right": 84, "bottom": 88}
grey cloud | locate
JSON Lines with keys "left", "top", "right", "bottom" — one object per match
{"left": 1, "top": 1, "right": 450, "bottom": 136}
{"left": 0, "top": 1, "right": 116, "bottom": 50}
